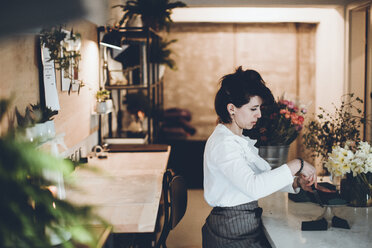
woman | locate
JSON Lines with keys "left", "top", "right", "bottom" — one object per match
{"left": 202, "top": 67, "right": 317, "bottom": 248}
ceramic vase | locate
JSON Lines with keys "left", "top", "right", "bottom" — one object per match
{"left": 96, "top": 99, "right": 113, "bottom": 114}
{"left": 45, "top": 120, "right": 56, "bottom": 139}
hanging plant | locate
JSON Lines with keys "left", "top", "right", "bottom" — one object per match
{"left": 114, "top": 0, "right": 187, "bottom": 32}
{"left": 150, "top": 38, "right": 177, "bottom": 70}
{"left": 40, "top": 26, "right": 84, "bottom": 94}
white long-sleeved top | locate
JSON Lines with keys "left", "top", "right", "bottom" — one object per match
{"left": 203, "top": 124, "right": 299, "bottom": 207}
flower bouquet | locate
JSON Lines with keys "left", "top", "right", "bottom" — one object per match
{"left": 254, "top": 95, "right": 307, "bottom": 146}
{"left": 244, "top": 94, "right": 307, "bottom": 168}
{"left": 303, "top": 94, "right": 367, "bottom": 172}
{"left": 325, "top": 141, "right": 372, "bottom": 206}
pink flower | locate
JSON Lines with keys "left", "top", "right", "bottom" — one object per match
{"left": 298, "top": 116, "right": 304, "bottom": 124}
{"left": 288, "top": 101, "right": 295, "bottom": 109}
{"left": 280, "top": 109, "right": 287, "bottom": 114}
{"left": 301, "top": 108, "right": 307, "bottom": 114}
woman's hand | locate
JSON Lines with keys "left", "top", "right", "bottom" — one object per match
{"left": 300, "top": 161, "right": 317, "bottom": 186}
{"left": 296, "top": 176, "right": 337, "bottom": 193}
{"left": 315, "top": 184, "right": 336, "bottom": 193}
{"left": 296, "top": 175, "right": 314, "bottom": 192}
{"left": 287, "top": 159, "right": 317, "bottom": 187}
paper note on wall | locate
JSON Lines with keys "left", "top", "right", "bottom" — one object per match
{"left": 42, "top": 46, "right": 60, "bottom": 111}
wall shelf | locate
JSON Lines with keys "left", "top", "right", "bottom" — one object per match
{"left": 98, "top": 26, "right": 164, "bottom": 144}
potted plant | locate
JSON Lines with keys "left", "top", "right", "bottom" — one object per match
{"left": 15, "top": 106, "right": 38, "bottom": 142}
{"left": 40, "top": 26, "right": 84, "bottom": 94}
{"left": 302, "top": 93, "right": 372, "bottom": 206}
{"left": 303, "top": 93, "right": 367, "bottom": 173}
{"left": 114, "top": 0, "right": 187, "bottom": 32}
{"left": 324, "top": 140, "right": 372, "bottom": 206}
{"left": 95, "top": 89, "right": 113, "bottom": 114}
{"left": 0, "top": 98, "right": 106, "bottom": 247}
{"left": 30, "top": 103, "right": 58, "bottom": 140}
{"left": 150, "top": 38, "right": 177, "bottom": 78}
{"left": 245, "top": 94, "right": 307, "bottom": 168}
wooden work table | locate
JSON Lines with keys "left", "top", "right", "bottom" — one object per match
{"left": 65, "top": 147, "right": 170, "bottom": 234}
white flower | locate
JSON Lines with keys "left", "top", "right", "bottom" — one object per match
{"left": 359, "top": 141, "right": 371, "bottom": 154}
{"left": 366, "top": 154, "right": 372, "bottom": 173}
{"left": 325, "top": 141, "right": 372, "bottom": 177}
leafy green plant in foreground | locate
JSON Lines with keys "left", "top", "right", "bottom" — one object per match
{"left": 0, "top": 99, "right": 106, "bottom": 248}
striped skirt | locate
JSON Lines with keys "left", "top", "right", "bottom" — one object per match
{"left": 202, "top": 201, "right": 271, "bottom": 248}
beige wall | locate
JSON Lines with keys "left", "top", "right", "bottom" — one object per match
{"left": 170, "top": 7, "right": 344, "bottom": 172}
{"left": 172, "top": 7, "right": 346, "bottom": 117}
{"left": 0, "top": 19, "right": 100, "bottom": 152}
{"left": 163, "top": 22, "right": 316, "bottom": 161}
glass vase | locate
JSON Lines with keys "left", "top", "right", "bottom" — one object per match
{"left": 340, "top": 172, "right": 372, "bottom": 207}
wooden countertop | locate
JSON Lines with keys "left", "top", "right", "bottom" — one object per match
{"left": 259, "top": 192, "right": 372, "bottom": 248}
{"left": 65, "top": 148, "right": 170, "bottom": 233}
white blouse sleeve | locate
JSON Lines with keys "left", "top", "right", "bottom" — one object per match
{"left": 280, "top": 183, "right": 301, "bottom": 194}
{"left": 211, "top": 137, "right": 294, "bottom": 200}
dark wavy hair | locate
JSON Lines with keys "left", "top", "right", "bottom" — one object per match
{"left": 214, "top": 66, "right": 274, "bottom": 124}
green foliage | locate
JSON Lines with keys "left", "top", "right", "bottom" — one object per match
{"left": 15, "top": 103, "right": 58, "bottom": 128}
{"left": 303, "top": 93, "right": 368, "bottom": 162}
{"left": 114, "top": 0, "right": 187, "bottom": 31}
{"left": 15, "top": 106, "right": 35, "bottom": 129}
{"left": 30, "top": 103, "right": 58, "bottom": 123}
{"left": 95, "top": 89, "right": 111, "bottom": 102}
{"left": 0, "top": 98, "right": 11, "bottom": 119}
{"left": 0, "top": 99, "right": 106, "bottom": 247}
{"left": 40, "top": 26, "right": 84, "bottom": 95}
{"left": 40, "top": 26, "right": 81, "bottom": 73}
{"left": 150, "top": 38, "right": 177, "bottom": 70}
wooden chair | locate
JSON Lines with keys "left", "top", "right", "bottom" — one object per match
{"left": 155, "top": 169, "right": 188, "bottom": 248}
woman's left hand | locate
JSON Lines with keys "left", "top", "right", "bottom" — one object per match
{"left": 297, "top": 176, "right": 313, "bottom": 192}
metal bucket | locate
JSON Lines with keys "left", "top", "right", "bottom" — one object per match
{"left": 258, "top": 145, "right": 290, "bottom": 169}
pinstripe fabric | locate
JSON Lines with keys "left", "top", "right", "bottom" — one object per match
{"left": 202, "top": 201, "right": 271, "bottom": 248}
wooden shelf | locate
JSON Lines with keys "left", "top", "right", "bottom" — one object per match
{"left": 105, "top": 84, "right": 148, "bottom": 90}
{"left": 105, "top": 80, "right": 162, "bottom": 90}
{"left": 98, "top": 26, "right": 159, "bottom": 42}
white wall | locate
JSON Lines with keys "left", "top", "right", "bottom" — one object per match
{"left": 171, "top": 6, "right": 346, "bottom": 114}
{"left": 181, "top": 0, "right": 347, "bottom": 7}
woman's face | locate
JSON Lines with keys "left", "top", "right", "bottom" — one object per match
{"left": 232, "top": 96, "right": 262, "bottom": 130}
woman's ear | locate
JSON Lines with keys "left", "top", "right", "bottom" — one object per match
{"left": 227, "top": 103, "right": 235, "bottom": 116}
